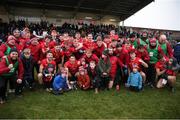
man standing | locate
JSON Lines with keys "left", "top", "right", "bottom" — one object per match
{"left": 147, "top": 37, "right": 164, "bottom": 87}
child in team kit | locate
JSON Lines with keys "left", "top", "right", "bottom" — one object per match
{"left": 42, "top": 64, "right": 55, "bottom": 92}
{"left": 77, "top": 66, "right": 91, "bottom": 90}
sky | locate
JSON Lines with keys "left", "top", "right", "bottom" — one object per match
{"left": 123, "top": 0, "right": 180, "bottom": 31}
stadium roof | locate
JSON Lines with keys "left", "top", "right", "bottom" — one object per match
{"left": 1, "top": 0, "right": 154, "bottom": 21}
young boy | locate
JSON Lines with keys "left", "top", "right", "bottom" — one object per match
{"left": 87, "top": 61, "right": 97, "bottom": 88}
{"left": 43, "top": 64, "right": 55, "bottom": 92}
{"left": 79, "top": 58, "right": 88, "bottom": 71}
{"left": 126, "top": 65, "right": 143, "bottom": 92}
{"left": 20, "top": 48, "right": 35, "bottom": 89}
{"left": 53, "top": 68, "right": 69, "bottom": 95}
{"left": 77, "top": 66, "right": 90, "bottom": 90}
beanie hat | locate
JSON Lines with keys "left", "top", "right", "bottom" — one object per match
{"left": 10, "top": 48, "right": 18, "bottom": 54}
{"left": 150, "top": 38, "right": 157, "bottom": 43}
{"left": 7, "top": 35, "right": 16, "bottom": 43}
{"left": 129, "top": 33, "right": 136, "bottom": 38}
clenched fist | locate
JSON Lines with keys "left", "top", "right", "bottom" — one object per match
{"left": 8, "top": 64, "right": 13, "bottom": 69}
{"left": 17, "top": 79, "right": 22, "bottom": 84}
